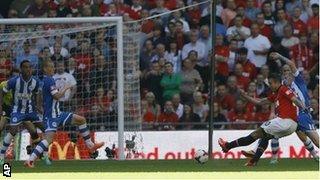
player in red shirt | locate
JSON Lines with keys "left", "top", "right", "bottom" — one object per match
{"left": 218, "top": 73, "right": 307, "bottom": 166}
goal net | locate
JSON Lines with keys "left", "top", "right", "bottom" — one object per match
{"left": 0, "top": 17, "right": 141, "bottom": 160}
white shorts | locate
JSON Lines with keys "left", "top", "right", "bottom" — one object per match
{"left": 260, "top": 117, "right": 298, "bottom": 138}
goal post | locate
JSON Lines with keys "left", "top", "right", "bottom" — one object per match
{"left": 0, "top": 17, "right": 133, "bottom": 160}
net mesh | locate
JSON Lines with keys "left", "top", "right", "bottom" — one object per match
{"left": 0, "top": 20, "right": 141, "bottom": 159}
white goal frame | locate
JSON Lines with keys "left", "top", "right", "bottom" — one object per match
{"left": 0, "top": 17, "right": 126, "bottom": 160}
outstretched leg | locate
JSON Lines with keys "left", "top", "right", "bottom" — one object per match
{"left": 71, "top": 114, "right": 104, "bottom": 153}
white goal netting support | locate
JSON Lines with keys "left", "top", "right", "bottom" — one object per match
{"left": 0, "top": 17, "right": 141, "bottom": 160}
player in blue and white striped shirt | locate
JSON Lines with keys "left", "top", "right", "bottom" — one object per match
{"left": 0, "top": 60, "right": 43, "bottom": 164}
{"left": 25, "top": 60, "right": 104, "bottom": 168}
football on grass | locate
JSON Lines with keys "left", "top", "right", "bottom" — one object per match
{"left": 194, "top": 149, "right": 208, "bottom": 164}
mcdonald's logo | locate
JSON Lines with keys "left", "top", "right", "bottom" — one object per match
{"left": 48, "top": 141, "right": 80, "bottom": 160}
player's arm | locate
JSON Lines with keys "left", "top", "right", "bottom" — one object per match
{"left": 52, "top": 84, "right": 72, "bottom": 100}
{"left": 239, "top": 89, "right": 270, "bottom": 105}
{"left": 291, "top": 96, "right": 307, "bottom": 112}
{"left": 270, "top": 52, "right": 298, "bottom": 73}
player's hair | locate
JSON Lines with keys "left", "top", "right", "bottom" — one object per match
{"left": 20, "top": 60, "right": 30, "bottom": 68}
{"left": 269, "top": 73, "right": 282, "bottom": 83}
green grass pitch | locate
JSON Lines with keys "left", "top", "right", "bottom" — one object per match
{"left": 9, "top": 158, "right": 319, "bottom": 173}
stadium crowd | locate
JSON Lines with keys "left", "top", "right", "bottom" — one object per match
{"left": 0, "top": 0, "right": 319, "bottom": 131}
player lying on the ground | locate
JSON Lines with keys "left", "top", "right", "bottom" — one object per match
{"left": 241, "top": 52, "right": 319, "bottom": 163}
{"left": 218, "top": 73, "right": 308, "bottom": 166}
{"left": 24, "top": 60, "right": 104, "bottom": 168}
{"left": 0, "top": 61, "right": 44, "bottom": 165}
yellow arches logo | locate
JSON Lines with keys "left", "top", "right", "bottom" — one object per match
{"left": 48, "top": 141, "right": 81, "bottom": 160}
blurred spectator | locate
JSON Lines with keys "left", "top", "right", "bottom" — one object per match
{"left": 180, "top": 58, "right": 202, "bottom": 105}
{"left": 150, "top": 0, "right": 169, "bottom": 16}
{"left": 215, "top": 34, "right": 229, "bottom": 84}
{"left": 291, "top": 7, "right": 308, "bottom": 36}
{"left": 290, "top": 35, "right": 314, "bottom": 71}
{"left": 281, "top": 24, "right": 300, "bottom": 49}
{"left": 15, "top": 41, "right": 39, "bottom": 70}
{"left": 167, "top": 11, "right": 190, "bottom": 33}
{"left": 174, "top": 21, "right": 190, "bottom": 50}
{"left": 256, "top": 13, "right": 274, "bottom": 40}
{"left": 199, "top": 25, "right": 212, "bottom": 56}
{"left": 307, "top": 3, "right": 319, "bottom": 34}
{"left": 0, "top": 47, "right": 12, "bottom": 82}
{"left": 157, "top": 100, "right": 179, "bottom": 130}
{"left": 142, "top": 92, "right": 161, "bottom": 123}
{"left": 192, "top": 91, "right": 208, "bottom": 122}
{"left": 245, "top": 81, "right": 258, "bottom": 113}
{"left": 300, "top": 0, "right": 313, "bottom": 23}
{"left": 245, "top": 0, "right": 260, "bottom": 21}
{"left": 143, "top": 61, "right": 163, "bottom": 104}
{"left": 9, "top": 0, "right": 31, "bottom": 18}
{"left": 254, "top": 103, "right": 271, "bottom": 124}
{"left": 227, "top": 39, "right": 238, "bottom": 72}
{"left": 261, "top": 1, "right": 275, "bottom": 26}
{"left": 221, "top": 0, "right": 237, "bottom": 27}
{"left": 141, "top": 9, "right": 155, "bottom": 34}
{"left": 226, "top": 75, "right": 239, "bottom": 99}
{"left": 26, "top": 0, "right": 49, "bottom": 17}
{"left": 53, "top": 61, "right": 77, "bottom": 102}
{"left": 149, "top": 26, "right": 166, "bottom": 50}
{"left": 214, "top": 84, "right": 236, "bottom": 112}
{"left": 235, "top": 5, "right": 252, "bottom": 28}
{"left": 172, "top": 94, "right": 183, "bottom": 119}
{"left": 186, "top": 1, "right": 202, "bottom": 27}
{"left": 160, "top": 62, "right": 181, "bottom": 101}
{"left": 227, "top": 99, "right": 253, "bottom": 129}
{"left": 90, "top": 87, "right": 112, "bottom": 114}
{"left": 274, "top": 9, "right": 289, "bottom": 38}
{"left": 151, "top": 43, "right": 167, "bottom": 62}
{"left": 237, "top": 47, "right": 257, "bottom": 79}
{"left": 244, "top": 23, "right": 271, "bottom": 68}
{"left": 286, "top": 0, "right": 302, "bottom": 17}
{"left": 234, "top": 63, "right": 250, "bottom": 90}
{"left": 59, "top": 1, "right": 72, "bottom": 17}
{"left": 212, "top": 102, "right": 227, "bottom": 129}
{"left": 226, "top": 15, "right": 251, "bottom": 44}
{"left": 164, "top": 40, "right": 182, "bottom": 73}
{"left": 178, "top": 105, "right": 201, "bottom": 130}
{"left": 50, "top": 42, "right": 69, "bottom": 59}
{"left": 140, "top": 39, "right": 156, "bottom": 72}
{"left": 7, "top": 9, "right": 19, "bottom": 18}
{"left": 89, "top": 54, "right": 114, "bottom": 92}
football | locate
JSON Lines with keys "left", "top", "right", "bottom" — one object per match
{"left": 194, "top": 149, "right": 209, "bottom": 164}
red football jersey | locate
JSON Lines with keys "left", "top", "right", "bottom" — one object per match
{"left": 267, "top": 85, "right": 298, "bottom": 121}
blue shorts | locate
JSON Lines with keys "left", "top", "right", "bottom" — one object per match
{"left": 44, "top": 112, "right": 73, "bottom": 132}
{"left": 10, "top": 112, "right": 40, "bottom": 125}
{"left": 297, "top": 111, "right": 315, "bottom": 132}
